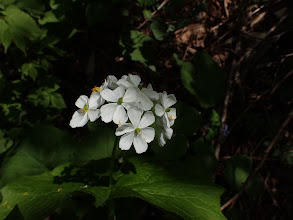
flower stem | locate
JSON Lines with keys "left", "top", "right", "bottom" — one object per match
{"left": 108, "top": 137, "right": 119, "bottom": 220}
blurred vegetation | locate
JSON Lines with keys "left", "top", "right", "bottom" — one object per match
{"left": 0, "top": 0, "right": 292, "bottom": 219}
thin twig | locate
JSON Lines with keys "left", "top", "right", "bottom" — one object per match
{"left": 221, "top": 109, "right": 293, "bottom": 211}
{"left": 137, "top": 0, "right": 169, "bottom": 30}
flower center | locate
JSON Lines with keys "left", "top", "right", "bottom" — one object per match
{"left": 135, "top": 128, "right": 141, "bottom": 134}
{"left": 138, "top": 84, "right": 143, "bottom": 90}
{"left": 81, "top": 104, "right": 88, "bottom": 114}
{"left": 165, "top": 108, "right": 170, "bottom": 112}
{"left": 92, "top": 86, "right": 101, "bottom": 93}
{"left": 118, "top": 97, "right": 123, "bottom": 105}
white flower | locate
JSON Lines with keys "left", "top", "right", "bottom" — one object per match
{"left": 117, "top": 73, "right": 141, "bottom": 88}
{"left": 100, "top": 86, "right": 140, "bottom": 125}
{"left": 155, "top": 91, "right": 177, "bottom": 127}
{"left": 139, "top": 84, "right": 159, "bottom": 111}
{"left": 115, "top": 107, "right": 155, "bottom": 154}
{"left": 69, "top": 94, "right": 101, "bottom": 128}
{"left": 91, "top": 75, "right": 118, "bottom": 105}
{"left": 156, "top": 117, "right": 173, "bottom": 147}
{"left": 106, "top": 75, "right": 119, "bottom": 89}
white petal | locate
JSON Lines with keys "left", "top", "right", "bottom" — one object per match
{"left": 113, "top": 105, "right": 128, "bottom": 125}
{"left": 122, "top": 102, "right": 142, "bottom": 110}
{"left": 75, "top": 95, "right": 88, "bottom": 109}
{"left": 117, "top": 79, "right": 132, "bottom": 88}
{"left": 119, "top": 132, "right": 134, "bottom": 150}
{"left": 127, "top": 74, "right": 141, "bottom": 87}
{"left": 162, "top": 113, "right": 170, "bottom": 128}
{"left": 155, "top": 104, "right": 165, "bottom": 117}
{"left": 140, "top": 92, "right": 153, "bottom": 111}
{"left": 159, "top": 132, "right": 166, "bottom": 147}
{"left": 159, "top": 92, "right": 168, "bottom": 108}
{"left": 113, "top": 86, "right": 125, "bottom": 98}
{"left": 133, "top": 135, "right": 148, "bottom": 154}
{"left": 77, "top": 112, "right": 89, "bottom": 127}
{"left": 100, "top": 103, "right": 117, "bottom": 123}
{"left": 165, "top": 94, "right": 177, "bottom": 108}
{"left": 164, "top": 127, "right": 173, "bottom": 140}
{"left": 123, "top": 87, "right": 140, "bottom": 103}
{"left": 128, "top": 107, "right": 143, "bottom": 128}
{"left": 138, "top": 111, "right": 155, "bottom": 128}
{"left": 142, "top": 85, "right": 159, "bottom": 100}
{"left": 88, "top": 109, "right": 100, "bottom": 122}
{"left": 101, "top": 88, "right": 118, "bottom": 102}
{"left": 141, "top": 127, "right": 155, "bottom": 143}
{"left": 107, "top": 75, "right": 118, "bottom": 89}
{"left": 167, "top": 108, "right": 177, "bottom": 120}
{"left": 115, "top": 123, "right": 135, "bottom": 136}
{"left": 88, "top": 93, "right": 100, "bottom": 109}
{"left": 69, "top": 111, "right": 83, "bottom": 128}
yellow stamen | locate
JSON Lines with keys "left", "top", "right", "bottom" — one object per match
{"left": 81, "top": 109, "right": 86, "bottom": 114}
{"left": 2, "top": 201, "right": 7, "bottom": 206}
{"left": 119, "top": 120, "right": 121, "bottom": 125}
{"left": 170, "top": 115, "right": 174, "bottom": 120}
{"left": 91, "top": 86, "right": 101, "bottom": 92}
{"left": 24, "top": 192, "right": 28, "bottom": 196}
{"left": 7, "top": 205, "right": 10, "bottom": 209}
{"left": 57, "top": 188, "right": 62, "bottom": 192}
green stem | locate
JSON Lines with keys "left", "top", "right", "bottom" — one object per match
{"left": 108, "top": 137, "right": 119, "bottom": 220}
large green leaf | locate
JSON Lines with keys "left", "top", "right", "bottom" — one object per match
{"left": 111, "top": 157, "right": 226, "bottom": 220}
{"left": 3, "top": 6, "right": 41, "bottom": 40}
{"left": 0, "top": 19, "right": 12, "bottom": 53}
{"left": 181, "top": 51, "right": 225, "bottom": 108}
{"left": 0, "top": 165, "right": 110, "bottom": 220}
{"left": 0, "top": 150, "right": 48, "bottom": 187}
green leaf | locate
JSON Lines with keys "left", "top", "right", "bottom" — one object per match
{"left": 78, "top": 121, "right": 116, "bottom": 163}
{"left": 3, "top": 6, "right": 41, "bottom": 40}
{"left": 112, "top": 157, "right": 226, "bottom": 220}
{"left": 21, "top": 63, "right": 38, "bottom": 81}
{"left": 181, "top": 51, "right": 225, "bottom": 108}
{"left": 150, "top": 19, "right": 167, "bottom": 41}
{"left": 210, "top": 109, "right": 221, "bottom": 127}
{"left": 17, "top": 124, "right": 78, "bottom": 168}
{"left": 129, "top": 48, "right": 147, "bottom": 63}
{"left": 173, "top": 53, "right": 184, "bottom": 66}
{"left": 0, "top": 165, "right": 110, "bottom": 220}
{"left": 143, "top": 9, "right": 152, "bottom": 20}
{"left": 0, "top": 150, "right": 48, "bottom": 187}
{"left": 130, "top": 30, "right": 153, "bottom": 48}
{"left": 181, "top": 61, "right": 196, "bottom": 94}
{"left": 0, "top": 0, "right": 16, "bottom": 7}
{"left": 0, "top": 19, "right": 12, "bottom": 53}
{"left": 12, "top": 33, "right": 26, "bottom": 54}
{"left": 38, "top": 11, "right": 58, "bottom": 25}
{"left": 50, "top": 93, "right": 66, "bottom": 109}
{"left": 17, "top": 0, "right": 45, "bottom": 15}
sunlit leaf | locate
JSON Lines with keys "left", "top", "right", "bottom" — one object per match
{"left": 111, "top": 157, "right": 226, "bottom": 220}
{"left": 0, "top": 165, "right": 110, "bottom": 220}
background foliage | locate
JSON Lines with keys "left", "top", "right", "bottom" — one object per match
{"left": 0, "top": 0, "right": 292, "bottom": 219}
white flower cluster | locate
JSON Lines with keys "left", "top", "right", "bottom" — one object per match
{"left": 70, "top": 74, "right": 177, "bottom": 154}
